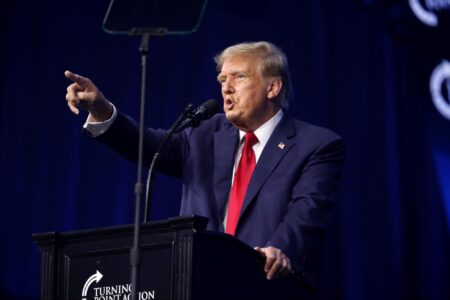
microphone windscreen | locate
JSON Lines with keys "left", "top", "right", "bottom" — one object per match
{"left": 201, "top": 98, "right": 219, "bottom": 118}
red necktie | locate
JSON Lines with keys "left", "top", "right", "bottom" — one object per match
{"left": 226, "top": 132, "right": 258, "bottom": 235}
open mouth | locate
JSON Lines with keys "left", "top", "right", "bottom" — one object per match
{"left": 224, "top": 98, "right": 234, "bottom": 110}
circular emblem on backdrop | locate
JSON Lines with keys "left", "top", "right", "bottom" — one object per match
{"left": 430, "top": 60, "right": 450, "bottom": 121}
{"left": 409, "top": 0, "right": 450, "bottom": 27}
{"left": 409, "top": 0, "right": 438, "bottom": 26}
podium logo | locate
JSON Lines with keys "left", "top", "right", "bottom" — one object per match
{"left": 409, "top": 0, "right": 450, "bottom": 27}
{"left": 82, "top": 271, "right": 103, "bottom": 300}
{"left": 81, "top": 270, "right": 156, "bottom": 300}
{"left": 430, "top": 60, "right": 450, "bottom": 121}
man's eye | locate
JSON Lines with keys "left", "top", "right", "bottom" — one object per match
{"left": 235, "top": 74, "right": 246, "bottom": 79}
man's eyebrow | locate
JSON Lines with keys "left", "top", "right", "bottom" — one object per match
{"left": 217, "top": 70, "right": 247, "bottom": 81}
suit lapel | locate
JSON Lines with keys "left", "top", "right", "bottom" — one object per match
{"left": 213, "top": 123, "right": 239, "bottom": 229}
{"left": 238, "top": 114, "right": 296, "bottom": 222}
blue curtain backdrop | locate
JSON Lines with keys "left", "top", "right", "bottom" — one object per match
{"left": 1, "top": 0, "right": 449, "bottom": 299}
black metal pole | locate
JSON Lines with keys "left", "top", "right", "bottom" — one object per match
{"left": 130, "top": 32, "right": 150, "bottom": 300}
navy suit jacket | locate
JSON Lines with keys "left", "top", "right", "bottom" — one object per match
{"left": 96, "top": 111, "right": 345, "bottom": 289}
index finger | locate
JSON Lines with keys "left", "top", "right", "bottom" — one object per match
{"left": 64, "top": 70, "right": 90, "bottom": 88}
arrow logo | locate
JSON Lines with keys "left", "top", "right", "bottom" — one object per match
{"left": 82, "top": 270, "right": 103, "bottom": 300}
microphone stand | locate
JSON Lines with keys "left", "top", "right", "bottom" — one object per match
{"left": 129, "top": 28, "right": 166, "bottom": 300}
{"left": 128, "top": 29, "right": 211, "bottom": 300}
{"left": 131, "top": 100, "right": 193, "bottom": 300}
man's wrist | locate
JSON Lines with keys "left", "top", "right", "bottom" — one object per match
{"left": 84, "top": 104, "right": 117, "bottom": 137}
{"left": 89, "top": 100, "right": 114, "bottom": 122}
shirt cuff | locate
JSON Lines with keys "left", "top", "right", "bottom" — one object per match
{"left": 83, "top": 104, "right": 117, "bottom": 137}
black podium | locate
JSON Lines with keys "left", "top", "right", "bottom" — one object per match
{"left": 33, "top": 215, "right": 311, "bottom": 300}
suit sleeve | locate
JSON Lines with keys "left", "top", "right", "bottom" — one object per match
{"left": 91, "top": 111, "right": 188, "bottom": 178}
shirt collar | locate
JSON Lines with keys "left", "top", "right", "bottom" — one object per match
{"left": 238, "top": 109, "right": 284, "bottom": 145}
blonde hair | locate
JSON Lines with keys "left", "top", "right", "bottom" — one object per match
{"left": 214, "top": 41, "right": 292, "bottom": 109}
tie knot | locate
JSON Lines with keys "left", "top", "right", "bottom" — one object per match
{"left": 244, "top": 132, "right": 258, "bottom": 147}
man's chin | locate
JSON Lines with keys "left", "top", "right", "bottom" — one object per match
{"left": 225, "top": 113, "right": 249, "bottom": 131}
{"left": 225, "top": 112, "right": 240, "bottom": 124}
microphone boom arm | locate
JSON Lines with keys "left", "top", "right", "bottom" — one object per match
{"left": 143, "top": 103, "right": 195, "bottom": 222}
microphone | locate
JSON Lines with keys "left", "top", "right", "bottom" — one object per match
{"left": 174, "top": 99, "right": 219, "bottom": 132}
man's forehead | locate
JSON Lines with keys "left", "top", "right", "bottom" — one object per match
{"left": 219, "top": 54, "right": 259, "bottom": 74}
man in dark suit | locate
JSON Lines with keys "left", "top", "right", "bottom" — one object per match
{"left": 65, "top": 41, "right": 345, "bottom": 290}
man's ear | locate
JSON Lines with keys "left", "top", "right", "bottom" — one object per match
{"left": 266, "top": 78, "right": 283, "bottom": 100}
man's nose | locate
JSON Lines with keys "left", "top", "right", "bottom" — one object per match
{"left": 222, "top": 78, "right": 234, "bottom": 94}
